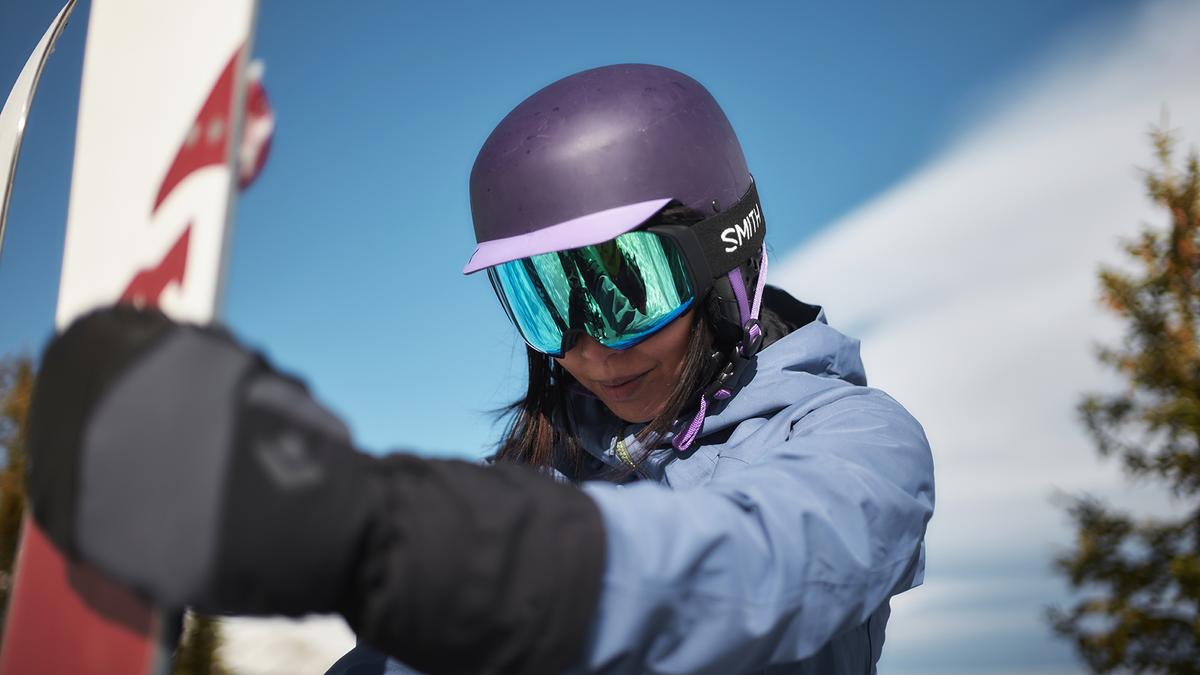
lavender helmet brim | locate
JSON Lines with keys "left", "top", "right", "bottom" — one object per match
{"left": 462, "top": 197, "right": 672, "bottom": 274}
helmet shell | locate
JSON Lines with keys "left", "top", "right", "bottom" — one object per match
{"left": 465, "top": 64, "right": 752, "bottom": 273}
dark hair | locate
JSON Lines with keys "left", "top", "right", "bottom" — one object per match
{"left": 493, "top": 204, "right": 714, "bottom": 474}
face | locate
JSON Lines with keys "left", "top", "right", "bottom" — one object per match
{"left": 556, "top": 309, "right": 694, "bottom": 423}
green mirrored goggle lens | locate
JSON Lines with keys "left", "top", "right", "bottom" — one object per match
{"left": 488, "top": 231, "right": 695, "bottom": 356}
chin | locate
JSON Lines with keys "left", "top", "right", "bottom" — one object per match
{"left": 606, "top": 400, "right": 658, "bottom": 424}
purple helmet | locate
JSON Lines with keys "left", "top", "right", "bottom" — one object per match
{"left": 466, "top": 64, "right": 769, "bottom": 452}
{"left": 463, "top": 64, "right": 753, "bottom": 274}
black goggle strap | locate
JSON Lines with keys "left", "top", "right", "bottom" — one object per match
{"left": 688, "top": 181, "right": 766, "bottom": 284}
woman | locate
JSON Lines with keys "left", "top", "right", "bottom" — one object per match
{"left": 26, "top": 65, "right": 934, "bottom": 674}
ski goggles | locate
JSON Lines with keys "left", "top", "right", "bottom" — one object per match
{"left": 481, "top": 182, "right": 765, "bottom": 357}
{"left": 487, "top": 230, "right": 699, "bottom": 357}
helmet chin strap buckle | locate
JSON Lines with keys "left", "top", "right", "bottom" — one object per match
{"left": 702, "top": 358, "right": 738, "bottom": 401}
{"left": 701, "top": 329, "right": 758, "bottom": 403}
{"left": 676, "top": 348, "right": 746, "bottom": 453}
{"left": 740, "top": 318, "right": 763, "bottom": 358}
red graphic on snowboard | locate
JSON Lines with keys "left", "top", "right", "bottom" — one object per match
{"left": 152, "top": 52, "right": 238, "bottom": 214}
{"left": 122, "top": 49, "right": 272, "bottom": 307}
{"left": 2, "top": 41, "right": 273, "bottom": 675}
{"left": 122, "top": 48, "right": 236, "bottom": 307}
{"left": 239, "top": 67, "right": 273, "bottom": 189}
{"left": 121, "top": 226, "right": 191, "bottom": 307}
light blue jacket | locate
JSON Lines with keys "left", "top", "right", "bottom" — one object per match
{"left": 328, "top": 297, "right": 934, "bottom": 674}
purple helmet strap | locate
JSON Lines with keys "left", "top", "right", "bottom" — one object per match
{"left": 728, "top": 249, "right": 769, "bottom": 354}
{"left": 672, "top": 395, "right": 710, "bottom": 452}
{"left": 730, "top": 267, "right": 752, "bottom": 333}
{"left": 673, "top": 249, "right": 769, "bottom": 453}
{"left": 747, "top": 249, "right": 768, "bottom": 348}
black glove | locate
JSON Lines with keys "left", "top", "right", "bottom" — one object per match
{"left": 27, "top": 306, "right": 606, "bottom": 674}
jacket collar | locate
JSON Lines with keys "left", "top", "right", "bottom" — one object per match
{"left": 565, "top": 287, "right": 867, "bottom": 484}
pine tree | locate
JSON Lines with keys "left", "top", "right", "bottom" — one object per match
{"left": 172, "top": 613, "right": 227, "bottom": 675}
{"left": 1049, "top": 127, "right": 1200, "bottom": 673}
{"left": 0, "top": 357, "right": 34, "bottom": 640}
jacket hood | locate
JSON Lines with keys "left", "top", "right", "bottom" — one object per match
{"left": 566, "top": 286, "right": 868, "bottom": 480}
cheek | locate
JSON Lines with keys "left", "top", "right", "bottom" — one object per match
{"left": 646, "top": 365, "right": 683, "bottom": 403}
{"left": 554, "top": 358, "right": 580, "bottom": 391}
{"left": 634, "top": 312, "right": 696, "bottom": 405}
{"left": 642, "top": 311, "right": 695, "bottom": 373}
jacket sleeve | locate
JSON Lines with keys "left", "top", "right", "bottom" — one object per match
{"left": 575, "top": 387, "right": 935, "bottom": 674}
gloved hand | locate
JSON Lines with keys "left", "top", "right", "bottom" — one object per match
{"left": 27, "top": 304, "right": 372, "bottom": 616}
{"left": 26, "top": 306, "right": 606, "bottom": 675}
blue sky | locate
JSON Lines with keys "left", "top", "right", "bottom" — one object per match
{"left": 1, "top": 0, "right": 1134, "bottom": 456}
{"left": 1, "top": 1, "right": 1166, "bottom": 672}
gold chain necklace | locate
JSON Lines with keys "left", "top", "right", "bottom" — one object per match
{"left": 614, "top": 435, "right": 638, "bottom": 469}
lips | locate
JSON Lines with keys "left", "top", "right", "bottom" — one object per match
{"left": 596, "top": 369, "right": 651, "bottom": 402}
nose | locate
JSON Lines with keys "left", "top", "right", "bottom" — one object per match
{"left": 565, "top": 333, "right": 615, "bottom": 364}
